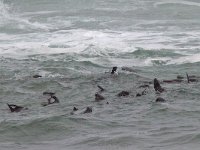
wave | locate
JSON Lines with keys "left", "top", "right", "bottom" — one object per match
{"left": 154, "top": 0, "right": 200, "bottom": 7}
{"left": 0, "top": 0, "right": 52, "bottom": 32}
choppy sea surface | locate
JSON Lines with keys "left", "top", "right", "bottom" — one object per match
{"left": 1, "top": 0, "right": 200, "bottom": 149}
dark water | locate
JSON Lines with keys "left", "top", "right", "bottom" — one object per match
{"left": 1, "top": 0, "right": 200, "bottom": 149}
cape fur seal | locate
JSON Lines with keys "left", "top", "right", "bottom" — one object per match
{"left": 41, "top": 93, "right": 59, "bottom": 106}
{"left": 7, "top": 104, "right": 26, "bottom": 112}
{"left": 111, "top": 67, "right": 117, "bottom": 74}
{"left": 95, "top": 93, "right": 105, "bottom": 101}
{"left": 117, "top": 91, "right": 129, "bottom": 97}
{"left": 154, "top": 78, "right": 164, "bottom": 93}
{"left": 155, "top": 97, "right": 166, "bottom": 102}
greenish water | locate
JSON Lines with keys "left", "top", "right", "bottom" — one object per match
{"left": 1, "top": 0, "right": 200, "bottom": 150}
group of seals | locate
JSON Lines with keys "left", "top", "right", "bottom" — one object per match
{"left": 7, "top": 92, "right": 60, "bottom": 113}
{"left": 7, "top": 67, "right": 197, "bottom": 113}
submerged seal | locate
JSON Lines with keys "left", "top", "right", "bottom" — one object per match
{"left": 83, "top": 107, "right": 92, "bottom": 114}
{"left": 117, "top": 91, "right": 129, "bottom": 97}
{"left": 162, "top": 79, "right": 183, "bottom": 83}
{"left": 43, "top": 92, "right": 55, "bottom": 96}
{"left": 95, "top": 93, "right": 105, "bottom": 101}
{"left": 138, "top": 84, "right": 150, "bottom": 88}
{"left": 33, "top": 75, "right": 42, "bottom": 78}
{"left": 42, "top": 95, "right": 59, "bottom": 106}
{"left": 177, "top": 75, "right": 184, "bottom": 80}
{"left": 155, "top": 97, "right": 166, "bottom": 102}
{"left": 136, "top": 93, "right": 142, "bottom": 97}
{"left": 70, "top": 107, "right": 79, "bottom": 115}
{"left": 73, "top": 107, "right": 78, "bottom": 111}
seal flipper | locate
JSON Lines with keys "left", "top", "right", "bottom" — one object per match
{"left": 154, "top": 78, "right": 164, "bottom": 93}
{"left": 186, "top": 72, "right": 190, "bottom": 83}
{"left": 43, "top": 92, "right": 55, "bottom": 96}
{"left": 97, "top": 85, "right": 105, "bottom": 92}
{"left": 7, "top": 104, "right": 15, "bottom": 112}
{"left": 111, "top": 66, "right": 117, "bottom": 74}
{"left": 73, "top": 107, "right": 78, "bottom": 111}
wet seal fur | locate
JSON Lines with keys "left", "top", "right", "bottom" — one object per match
{"left": 33, "top": 75, "right": 42, "bottom": 78}
{"left": 136, "top": 89, "right": 147, "bottom": 97}
{"left": 138, "top": 84, "right": 150, "bottom": 88}
{"left": 154, "top": 78, "right": 164, "bottom": 93}
{"left": 117, "top": 91, "right": 130, "bottom": 97}
{"left": 7, "top": 104, "right": 26, "bottom": 112}
{"left": 155, "top": 97, "right": 166, "bottom": 102}
{"left": 83, "top": 107, "right": 92, "bottom": 114}
{"left": 42, "top": 92, "right": 59, "bottom": 106}
{"left": 97, "top": 85, "right": 105, "bottom": 92}
{"left": 111, "top": 67, "right": 117, "bottom": 75}
{"left": 70, "top": 107, "right": 79, "bottom": 115}
{"left": 95, "top": 93, "right": 105, "bottom": 101}
{"left": 186, "top": 72, "right": 198, "bottom": 83}
{"left": 43, "top": 92, "right": 55, "bottom": 96}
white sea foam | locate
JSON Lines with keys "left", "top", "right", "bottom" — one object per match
{"left": 154, "top": 0, "right": 200, "bottom": 7}
{"left": 1, "top": 28, "right": 200, "bottom": 67}
{"left": 1, "top": 0, "right": 200, "bottom": 66}
{"left": 167, "top": 54, "right": 200, "bottom": 65}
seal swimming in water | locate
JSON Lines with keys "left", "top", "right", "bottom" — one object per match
{"left": 136, "top": 89, "right": 147, "bottom": 97}
{"left": 70, "top": 107, "right": 79, "bottom": 115}
{"left": 95, "top": 93, "right": 105, "bottom": 101}
{"left": 138, "top": 84, "right": 150, "bottom": 88}
{"left": 111, "top": 66, "right": 118, "bottom": 75}
{"left": 7, "top": 104, "right": 25, "bottom": 112}
{"left": 33, "top": 75, "right": 42, "bottom": 78}
{"left": 117, "top": 91, "right": 129, "bottom": 97}
{"left": 47, "top": 95, "right": 59, "bottom": 104}
{"left": 154, "top": 78, "right": 164, "bottom": 93}
{"left": 73, "top": 107, "right": 78, "bottom": 111}
{"left": 177, "top": 75, "right": 184, "bottom": 80}
{"left": 186, "top": 72, "right": 198, "bottom": 83}
{"left": 155, "top": 97, "right": 166, "bottom": 102}
{"left": 83, "top": 107, "right": 92, "bottom": 114}
{"left": 41, "top": 94, "right": 59, "bottom": 106}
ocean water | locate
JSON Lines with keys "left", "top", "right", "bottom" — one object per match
{"left": 1, "top": 0, "right": 200, "bottom": 149}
